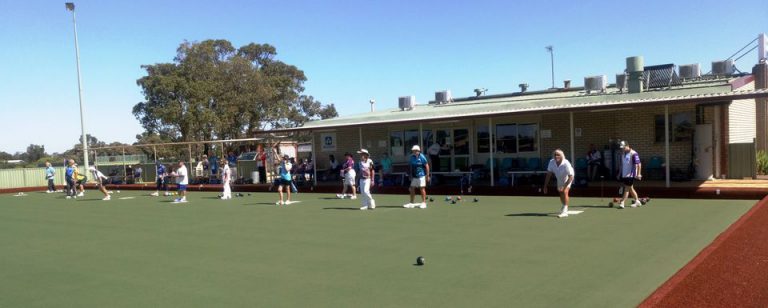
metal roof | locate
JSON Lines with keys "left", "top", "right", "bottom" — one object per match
{"left": 263, "top": 79, "right": 768, "bottom": 133}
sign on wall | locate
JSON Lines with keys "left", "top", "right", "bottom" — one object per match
{"left": 320, "top": 133, "right": 336, "bottom": 152}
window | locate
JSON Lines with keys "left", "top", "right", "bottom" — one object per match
{"left": 655, "top": 112, "right": 694, "bottom": 142}
{"left": 422, "top": 130, "right": 433, "bottom": 150}
{"left": 496, "top": 124, "right": 518, "bottom": 153}
{"left": 404, "top": 130, "right": 419, "bottom": 154}
{"left": 390, "top": 131, "right": 404, "bottom": 157}
{"left": 476, "top": 125, "right": 490, "bottom": 153}
{"left": 518, "top": 124, "right": 538, "bottom": 152}
{"left": 453, "top": 129, "right": 469, "bottom": 155}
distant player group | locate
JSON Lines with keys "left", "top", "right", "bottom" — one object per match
{"left": 45, "top": 141, "right": 646, "bottom": 218}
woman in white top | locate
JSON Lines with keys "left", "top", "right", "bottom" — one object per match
{"left": 357, "top": 149, "right": 376, "bottom": 210}
{"left": 543, "top": 149, "right": 575, "bottom": 218}
{"left": 88, "top": 166, "right": 111, "bottom": 200}
{"left": 220, "top": 158, "right": 232, "bottom": 200}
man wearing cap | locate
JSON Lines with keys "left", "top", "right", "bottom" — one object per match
{"left": 617, "top": 142, "right": 642, "bottom": 209}
{"left": 357, "top": 149, "right": 376, "bottom": 210}
{"left": 404, "top": 145, "right": 430, "bottom": 209}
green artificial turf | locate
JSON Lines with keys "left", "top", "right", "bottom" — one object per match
{"left": 0, "top": 191, "right": 755, "bottom": 307}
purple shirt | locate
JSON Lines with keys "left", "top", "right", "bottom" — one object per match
{"left": 343, "top": 158, "right": 355, "bottom": 175}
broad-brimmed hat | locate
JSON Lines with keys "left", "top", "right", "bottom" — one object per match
{"left": 356, "top": 149, "right": 369, "bottom": 155}
{"left": 411, "top": 145, "right": 421, "bottom": 152}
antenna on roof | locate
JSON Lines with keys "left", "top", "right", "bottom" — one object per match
{"left": 473, "top": 88, "right": 487, "bottom": 97}
{"left": 545, "top": 45, "right": 555, "bottom": 89}
{"left": 369, "top": 99, "right": 375, "bottom": 112}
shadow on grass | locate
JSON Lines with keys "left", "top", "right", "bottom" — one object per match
{"left": 505, "top": 213, "right": 553, "bottom": 217}
{"left": 323, "top": 207, "right": 360, "bottom": 210}
{"left": 572, "top": 205, "right": 613, "bottom": 209}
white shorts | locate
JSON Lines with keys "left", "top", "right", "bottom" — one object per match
{"left": 344, "top": 171, "right": 356, "bottom": 186}
{"left": 410, "top": 177, "right": 426, "bottom": 188}
{"left": 557, "top": 176, "right": 572, "bottom": 190}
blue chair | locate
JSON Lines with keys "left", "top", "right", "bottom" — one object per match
{"left": 646, "top": 156, "right": 664, "bottom": 180}
{"left": 574, "top": 157, "right": 588, "bottom": 173}
{"left": 526, "top": 157, "right": 542, "bottom": 171}
{"left": 499, "top": 158, "right": 514, "bottom": 174}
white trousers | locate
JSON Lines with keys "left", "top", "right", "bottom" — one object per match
{"left": 359, "top": 178, "right": 374, "bottom": 207}
{"left": 223, "top": 181, "right": 231, "bottom": 198}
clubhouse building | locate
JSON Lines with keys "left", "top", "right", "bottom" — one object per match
{"left": 267, "top": 54, "right": 768, "bottom": 188}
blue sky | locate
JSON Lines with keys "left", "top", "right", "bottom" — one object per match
{"left": 1, "top": 0, "right": 766, "bottom": 154}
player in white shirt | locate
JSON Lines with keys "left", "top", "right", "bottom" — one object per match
{"left": 220, "top": 159, "right": 232, "bottom": 200}
{"left": 357, "top": 149, "right": 376, "bottom": 210}
{"left": 88, "top": 166, "right": 111, "bottom": 200}
{"left": 173, "top": 161, "right": 189, "bottom": 203}
{"left": 543, "top": 149, "right": 575, "bottom": 218}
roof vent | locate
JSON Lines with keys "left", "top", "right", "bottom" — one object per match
{"left": 434, "top": 90, "right": 452, "bottom": 104}
{"left": 679, "top": 64, "right": 701, "bottom": 80}
{"left": 627, "top": 56, "right": 644, "bottom": 93}
{"left": 563, "top": 80, "right": 571, "bottom": 89}
{"left": 712, "top": 60, "right": 734, "bottom": 76}
{"left": 616, "top": 74, "right": 627, "bottom": 92}
{"left": 518, "top": 83, "right": 529, "bottom": 92}
{"left": 584, "top": 75, "right": 607, "bottom": 94}
{"left": 398, "top": 96, "right": 415, "bottom": 111}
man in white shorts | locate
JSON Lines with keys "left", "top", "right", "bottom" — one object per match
{"left": 543, "top": 149, "right": 575, "bottom": 218}
{"left": 404, "top": 145, "right": 430, "bottom": 209}
{"left": 357, "top": 149, "right": 376, "bottom": 210}
{"left": 173, "top": 161, "right": 188, "bottom": 203}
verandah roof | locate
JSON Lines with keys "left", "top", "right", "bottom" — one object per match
{"left": 261, "top": 79, "right": 768, "bottom": 133}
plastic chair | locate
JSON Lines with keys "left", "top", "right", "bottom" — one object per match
{"left": 499, "top": 158, "right": 514, "bottom": 173}
{"left": 526, "top": 157, "right": 542, "bottom": 171}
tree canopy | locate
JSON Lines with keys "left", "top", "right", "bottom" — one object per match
{"left": 133, "top": 40, "right": 337, "bottom": 143}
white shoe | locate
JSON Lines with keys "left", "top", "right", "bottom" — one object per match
{"left": 276, "top": 201, "right": 284, "bottom": 205}
{"left": 360, "top": 206, "right": 369, "bottom": 210}
{"left": 350, "top": 195, "right": 357, "bottom": 200}
{"left": 618, "top": 202, "right": 625, "bottom": 209}
{"left": 630, "top": 202, "right": 639, "bottom": 208}
{"left": 403, "top": 203, "right": 414, "bottom": 208}
{"left": 164, "top": 192, "right": 171, "bottom": 196}
{"left": 179, "top": 198, "right": 187, "bottom": 203}
{"left": 285, "top": 200, "right": 293, "bottom": 205}
{"left": 557, "top": 212, "right": 569, "bottom": 218}
{"left": 46, "top": 190, "right": 53, "bottom": 194}
{"left": 633, "top": 201, "right": 642, "bottom": 208}
{"left": 77, "top": 192, "right": 84, "bottom": 197}
{"left": 151, "top": 192, "right": 159, "bottom": 197}
{"left": 102, "top": 196, "right": 111, "bottom": 201}
{"left": 66, "top": 196, "right": 72, "bottom": 199}
{"left": 369, "top": 201, "right": 376, "bottom": 209}
{"left": 418, "top": 202, "right": 427, "bottom": 209}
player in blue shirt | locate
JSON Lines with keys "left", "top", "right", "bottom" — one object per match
{"left": 45, "top": 161, "right": 56, "bottom": 193}
{"left": 64, "top": 159, "right": 76, "bottom": 199}
{"left": 404, "top": 145, "right": 430, "bottom": 209}
{"left": 151, "top": 161, "right": 169, "bottom": 196}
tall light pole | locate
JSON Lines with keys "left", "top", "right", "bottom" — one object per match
{"left": 545, "top": 45, "right": 554, "bottom": 89}
{"left": 65, "top": 2, "right": 89, "bottom": 172}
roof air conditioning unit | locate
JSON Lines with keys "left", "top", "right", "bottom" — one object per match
{"left": 711, "top": 60, "right": 734, "bottom": 76}
{"left": 616, "top": 74, "right": 627, "bottom": 92}
{"left": 584, "top": 75, "right": 607, "bottom": 94}
{"left": 398, "top": 96, "right": 415, "bottom": 111}
{"left": 434, "top": 90, "right": 452, "bottom": 104}
{"left": 679, "top": 64, "right": 701, "bottom": 80}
